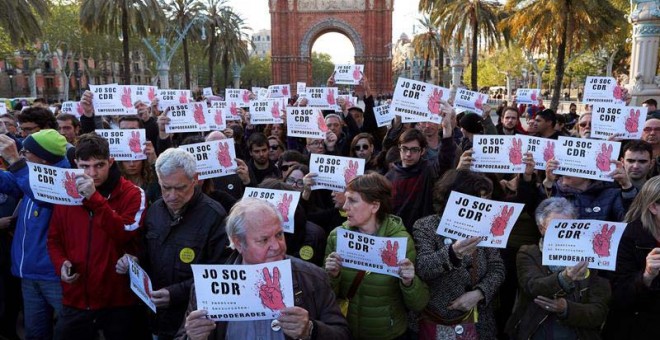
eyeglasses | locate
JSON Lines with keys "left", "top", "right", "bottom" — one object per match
{"left": 399, "top": 146, "right": 422, "bottom": 154}
{"left": 280, "top": 163, "right": 294, "bottom": 172}
{"left": 643, "top": 126, "right": 660, "bottom": 133}
{"left": 308, "top": 140, "right": 323, "bottom": 146}
{"left": 578, "top": 122, "right": 591, "bottom": 128}
{"left": 269, "top": 145, "right": 280, "bottom": 151}
{"left": 19, "top": 125, "right": 38, "bottom": 133}
{"left": 286, "top": 177, "right": 304, "bottom": 187}
{"left": 353, "top": 144, "right": 370, "bottom": 152}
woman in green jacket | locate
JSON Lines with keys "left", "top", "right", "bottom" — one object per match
{"left": 324, "top": 172, "right": 429, "bottom": 339}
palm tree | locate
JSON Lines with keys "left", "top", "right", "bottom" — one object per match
{"left": 411, "top": 17, "right": 442, "bottom": 84}
{"left": 202, "top": 0, "right": 230, "bottom": 90}
{"left": 206, "top": 8, "right": 251, "bottom": 89}
{"left": 1, "top": 0, "right": 49, "bottom": 45}
{"left": 161, "top": 0, "right": 204, "bottom": 89}
{"left": 80, "top": 0, "right": 162, "bottom": 85}
{"left": 502, "top": 0, "right": 624, "bottom": 111}
{"left": 422, "top": 0, "right": 504, "bottom": 91}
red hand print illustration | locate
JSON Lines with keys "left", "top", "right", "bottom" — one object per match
{"left": 64, "top": 172, "right": 82, "bottom": 199}
{"left": 129, "top": 131, "right": 142, "bottom": 153}
{"left": 530, "top": 90, "right": 537, "bottom": 101}
{"left": 509, "top": 138, "right": 523, "bottom": 165}
{"left": 427, "top": 88, "right": 442, "bottom": 115}
{"left": 242, "top": 90, "right": 250, "bottom": 104}
{"left": 344, "top": 160, "right": 359, "bottom": 184}
{"left": 217, "top": 142, "right": 233, "bottom": 168}
{"left": 121, "top": 87, "right": 132, "bottom": 108}
{"left": 596, "top": 144, "right": 613, "bottom": 172}
{"left": 147, "top": 87, "right": 156, "bottom": 102}
{"left": 327, "top": 89, "right": 336, "bottom": 105}
{"left": 214, "top": 109, "right": 224, "bottom": 126}
{"left": 271, "top": 101, "right": 280, "bottom": 119}
{"left": 76, "top": 102, "right": 84, "bottom": 116}
{"left": 625, "top": 109, "right": 640, "bottom": 133}
{"left": 143, "top": 274, "right": 152, "bottom": 298}
{"left": 380, "top": 240, "right": 399, "bottom": 267}
{"left": 317, "top": 112, "right": 328, "bottom": 132}
{"left": 613, "top": 85, "right": 624, "bottom": 100}
{"left": 193, "top": 103, "right": 206, "bottom": 124}
{"left": 490, "top": 205, "right": 514, "bottom": 236}
{"left": 352, "top": 67, "right": 362, "bottom": 81}
{"left": 281, "top": 86, "right": 289, "bottom": 97}
{"left": 277, "top": 194, "right": 292, "bottom": 223}
{"left": 475, "top": 94, "right": 484, "bottom": 111}
{"left": 229, "top": 102, "right": 239, "bottom": 117}
{"left": 593, "top": 224, "right": 615, "bottom": 257}
{"left": 179, "top": 92, "right": 188, "bottom": 104}
{"left": 259, "top": 267, "right": 286, "bottom": 311}
{"left": 543, "top": 141, "right": 555, "bottom": 162}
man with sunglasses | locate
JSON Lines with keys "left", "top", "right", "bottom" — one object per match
{"left": 642, "top": 117, "right": 660, "bottom": 159}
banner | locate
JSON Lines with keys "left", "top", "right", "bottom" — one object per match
{"left": 515, "top": 88, "right": 541, "bottom": 105}
{"left": 591, "top": 104, "right": 647, "bottom": 140}
{"left": 243, "top": 188, "right": 301, "bottom": 234}
{"left": 157, "top": 89, "right": 191, "bottom": 111}
{"left": 454, "top": 88, "right": 489, "bottom": 116}
{"left": 192, "top": 260, "right": 294, "bottom": 321}
{"left": 309, "top": 154, "right": 365, "bottom": 191}
{"left": 179, "top": 140, "right": 238, "bottom": 180}
{"left": 336, "top": 228, "right": 407, "bottom": 277}
{"left": 165, "top": 103, "right": 208, "bottom": 133}
{"left": 554, "top": 136, "right": 621, "bottom": 181}
{"left": 471, "top": 135, "right": 526, "bottom": 174}
{"left": 128, "top": 259, "right": 156, "bottom": 313}
{"left": 96, "top": 129, "right": 147, "bottom": 161}
{"left": 28, "top": 162, "right": 85, "bottom": 205}
{"left": 391, "top": 77, "right": 449, "bottom": 124}
{"left": 286, "top": 107, "right": 327, "bottom": 139}
{"left": 333, "top": 64, "right": 364, "bottom": 85}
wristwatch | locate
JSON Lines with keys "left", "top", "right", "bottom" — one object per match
{"left": 298, "top": 320, "right": 314, "bottom": 340}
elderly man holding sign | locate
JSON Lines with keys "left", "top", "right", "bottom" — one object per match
{"left": 177, "top": 198, "right": 350, "bottom": 339}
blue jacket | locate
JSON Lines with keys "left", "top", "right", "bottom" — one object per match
{"left": 0, "top": 157, "right": 71, "bottom": 281}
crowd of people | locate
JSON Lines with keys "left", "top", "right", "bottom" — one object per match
{"left": 0, "top": 73, "right": 659, "bottom": 340}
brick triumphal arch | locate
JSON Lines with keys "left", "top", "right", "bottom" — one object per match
{"left": 269, "top": 0, "right": 393, "bottom": 94}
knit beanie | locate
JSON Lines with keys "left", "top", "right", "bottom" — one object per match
{"left": 459, "top": 113, "right": 484, "bottom": 134}
{"left": 22, "top": 129, "right": 67, "bottom": 164}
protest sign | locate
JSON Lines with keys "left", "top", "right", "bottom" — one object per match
{"left": 583, "top": 76, "right": 626, "bottom": 105}
{"left": 165, "top": 103, "right": 208, "bottom": 133}
{"left": 336, "top": 228, "right": 407, "bottom": 277}
{"left": 286, "top": 107, "right": 326, "bottom": 139}
{"left": 522, "top": 135, "right": 556, "bottom": 171}
{"left": 192, "top": 259, "right": 294, "bottom": 321}
{"left": 374, "top": 104, "right": 395, "bottom": 127}
{"left": 60, "top": 101, "right": 83, "bottom": 117}
{"left": 96, "top": 129, "right": 147, "bottom": 161}
{"left": 90, "top": 84, "right": 136, "bottom": 115}
{"left": 128, "top": 259, "right": 156, "bottom": 313}
{"left": 202, "top": 87, "right": 213, "bottom": 97}
{"left": 437, "top": 191, "right": 524, "bottom": 248}
{"left": 267, "top": 84, "right": 291, "bottom": 99}
{"left": 308, "top": 154, "right": 365, "bottom": 191}
{"left": 257, "top": 87, "right": 269, "bottom": 100}
{"left": 296, "top": 82, "right": 306, "bottom": 95}
{"left": 128, "top": 85, "right": 157, "bottom": 106}
{"left": 336, "top": 95, "right": 358, "bottom": 111}
{"left": 157, "top": 89, "right": 191, "bottom": 111}
{"left": 542, "top": 219, "right": 627, "bottom": 271}
{"left": 554, "top": 136, "right": 621, "bottom": 181}
{"left": 179, "top": 139, "right": 238, "bottom": 180}
{"left": 515, "top": 88, "right": 541, "bottom": 105}
{"left": 471, "top": 135, "right": 526, "bottom": 174}
{"left": 212, "top": 100, "right": 241, "bottom": 121}
{"left": 204, "top": 107, "right": 227, "bottom": 131}
{"left": 250, "top": 99, "right": 284, "bottom": 125}
{"left": 0, "top": 102, "right": 7, "bottom": 114}
{"left": 225, "top": 89, "right": 250, "bottom": 107}
{"left": 28, "top": 162, "right": 85, "bottom": 206}
{"left": 454, "top": 88, "right": 489, "bottom": 116}
{"left": 305, "top": 87, "right": 338, "bottom": 109}
{"left": 391, "top": 78, "right": 449, "bottom": 124}
{"left": 591, "top": 104, "right": 647, "bottom": 140}
{"left": 243, "top": 188, "right": 301, "bottom": 234}
{"left": 333, "top": 64, "right": 364, "bottom": 85}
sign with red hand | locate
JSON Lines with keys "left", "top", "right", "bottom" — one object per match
{"left": 471, "top": 135, "right": 527, "bottom": 174}
{"left": 454, "top": 88, "right": 490, "bottom": 116}
{"left": 591, "top": 104, "right": 648, "bottom": 140}
{"left": 286, "top": 107, "right": 326, "bottom": 139}
{"left": 336, "top": 228, "right": 408, "bottom": 277}
{"left": 179, "top": 139, "right": 238, "bottom": 180}
{"left": 157, "top": 89, "right": 191, "bottom": 111}
{"left": 28, "top": 162, "right": 85, "bottom": 205}
{"left": 309, "top": 154, "right": 365, "bottom": 191}
{"left": 96, "top": 129, "right": 147, "bottom": 161}
{"left": 553, "top": 136, "right": 621, "bottom": 182}
{"left": 128, "top": 259, "right": 156, "bottom": 313}
{"left": 391, "top": 77, "right": 450, "bottom": 123}
{"left": 243, "top": 188, "right": 301, "bottom": 234}
{"left": 333, "top": 64, "right": 364, "bottom": 85}
{"left": 515, "top": 88, "right": 541, "bottom": 105}
{"left": 90, "top": 84, "right": 137, "bottom": 116}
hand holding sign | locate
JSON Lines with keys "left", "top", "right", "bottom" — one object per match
{"left": 380, "top": 240, "right": 399, "bottom": 267}
{"left": 259, "top": 267, "right": 285, "bottom": 311}
{"left": 593, "top": 224, "right": 615, "bottom": 257}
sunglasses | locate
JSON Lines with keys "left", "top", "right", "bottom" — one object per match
{"left": 643, "top": 127, "right": 660, "bottom": 133}
{"left": 269, "top": 145, "right": 280, "bottom": 151}
{"left": 578, "top": 122, "right": 591, "bottom": 128}
{"left": 353, "top": 144, "right": 370, "bottom": 152}
{"left": 280, "top": 164, "right": 293, "bottom": 172}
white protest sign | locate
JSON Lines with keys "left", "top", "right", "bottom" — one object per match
{"left": 391, "top": 78, "right": 449, "bottom": 124}
{"left": 336, "top": 95, "right": 358, "bottom": 111}
{"left": 215, "top": 101, "right": 242, "bottom": 121}
{"left": 591, "top": 104, "right": 647, "bottom": 140}
{"left": 204, "top": 107, "right": 227, "bottom": 131}
{"left": 203, "top": 87, "right": 214, "bottom": 97}
{"left": 286, "top": 107, "right": 326, "bottom": 139}
{"left": 515, "top": 88, "right": 541, "bottom": 105}
{"left": 554, "top": 136, "right": 621, "bottom": 181}
{"left": 305, "top": 87, "right": 338, "bottom": 109}
{"left": 60, "top": 101, "right": 83, "bottom": 117}
{"left": 96, "top": 129, "right": 147, "bottom": 161}
{"left": 192, "top": 260, "right": 294, "bottom": 321}
{"left": 374, "top": 104, "right": 395, "bottom": 127}
{"left": 522, "top": 135, "right": 556, "bottom": 171}
{"left": 28, "top": 162, "right": 85, "bottom": 205}
{"left": 243, "top": 188, "right": 301, "bottom": 234}
{"left": 296, "top": 82, "right": 306, "bottom": 94}
{"left": 157, "top": 89, "right": 191, "bottom": 111}
{"left": 333, "top": 64, "right": 364, "bottom": 85}
{"left": 308, "top": 154, "right": 365, "bottom": 191}
{"left": 165, "top": 103, "right": 208, "bottom": 133}
{"left": 402, "top": 114, "right": 427, "bottom": 123}
{"left": 267, "top": 84, "right": 291, "bottom": 99}
{"left": 225, "top": 89, "right": 250, "bottom": 107}
{"left": 583, "top": 76, "right": 626, "bottom": 105}
{"left": 437, "top": 191, "right": 524, "bottom": 248}
{"left": 90, "top": 84, "right": 136, "bottom": 116}
{"left": 471, "top": 135, "right": 526, "bottom": 174}
{"left": 336, "top": 228, "right": 407, "bottom": 277}
{"left": 179, "top": 139, "right": 238, "bottom": 180}
{"left": 454, "top": 88, "right": 489, "bottom": 116}
{"left": 250, "top": 99, "right": 284, "bottom": 125}
{"left": 257, "top": 87, "right": 269, "bottom": 100}
{"left": 128, "top": 259, "right": 156, "bottom": 313}
{"left": 0, "top": 102, "right": 6, "bottom": 114}
{"left": 128, "top": 85, "right": 157, "bottom": 106}
{"left": 542, "top": 219, "right": 627, "bottom": 271}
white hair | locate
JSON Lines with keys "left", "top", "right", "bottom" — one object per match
{"left": 155, "top": 148, "right": 197, "bottom": 179}
{"left": 225, "top": 198, "right": 283, "bottom": 249}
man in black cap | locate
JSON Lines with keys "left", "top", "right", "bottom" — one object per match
{"left": 458, "top": 112, "right": 484, "bottom": 152}
{"left": 533, "top": 109, "right": 560, "bottom": 139}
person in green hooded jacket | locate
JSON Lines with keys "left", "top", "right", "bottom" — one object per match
{"left": 324, "top": 172, "right": 429, "bottom": 339}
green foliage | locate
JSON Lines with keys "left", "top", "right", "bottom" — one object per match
{"left": 464, "top": 45, "right": 527, "bottom": 87}
{"left": 241, "top": 55, "right": 272, "bottom": 88}
{"left": 311, "top": 52, "right": 334, "bottom": 86}
{"left": 0, "top": 0, "right": 50, "bottom": 45}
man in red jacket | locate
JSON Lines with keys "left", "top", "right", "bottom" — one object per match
{"left": 47, "top": 132, "right": 147, "bottom": 339}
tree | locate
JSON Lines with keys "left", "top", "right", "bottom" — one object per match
{"left": 411, "top": 16, "right": 442, "bottom": 83}
{"left": 311, "top": 52, "right": 334, "bottom": 86}
{"left": 422, "top": 0, "right": 505, "bottom": 91}
{"left": 1, "top": 0, "right": 49, "bottom": 45}
{"left": 211, "top": 9, "right": 251, "bottom": 89}
{"left": 80, "top": 0, "right": 162, "bottom": 85}
{"left": 502, "top": 0, "right": 625, "bottom": 111}
{"left": 161, "top": 0, "right": 204, "bottom": 89}
{"left": 203, "top": 0, "right": 245, "bottom": 90}
{"left": 241, "top": 54, "right": 272, "bottom": 87}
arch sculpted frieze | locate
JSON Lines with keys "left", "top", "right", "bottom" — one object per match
{"left": 297, "top": 0, "right": 366, "bottom": 12}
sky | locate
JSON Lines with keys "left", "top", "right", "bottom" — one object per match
{"left": 225, "top": 0, "right": 422, "bottom": 63}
